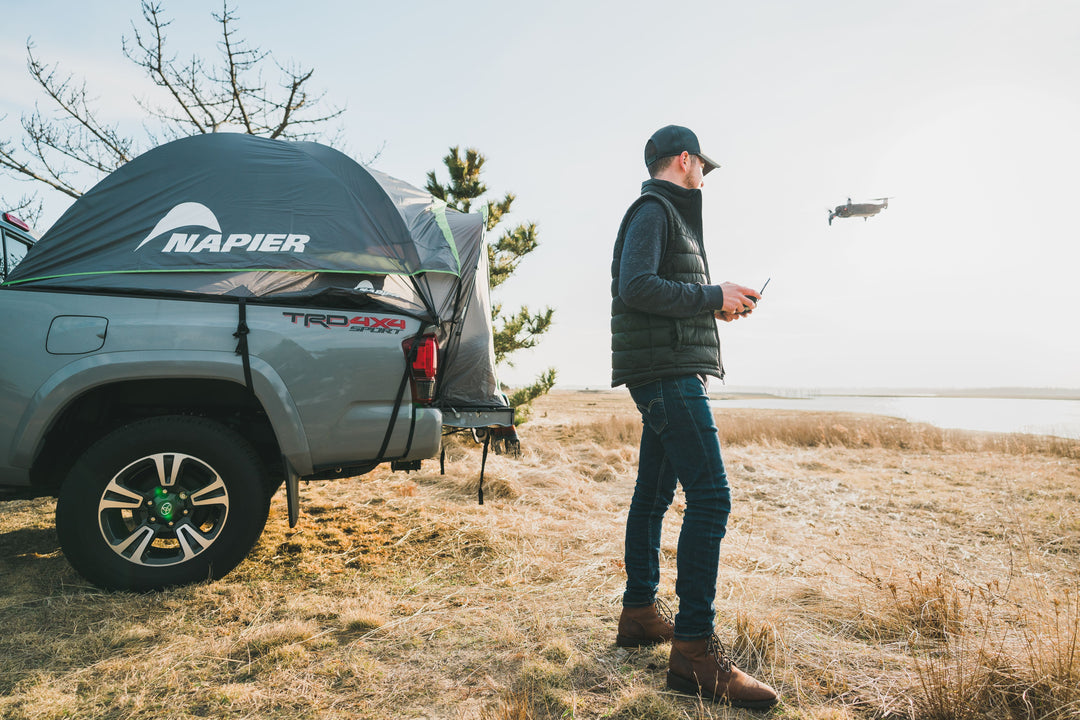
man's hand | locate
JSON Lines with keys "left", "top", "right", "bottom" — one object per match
{"left": 714, "top": 281, "right": 761, "bottom": 322}
{"left": 715, "top": 308, "right": 749, "bottom": 322}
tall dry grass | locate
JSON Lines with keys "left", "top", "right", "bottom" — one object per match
{"left": 587, "top": 407, "right": 1080, "bottom": 459}
{"left": 1, "top": 391, "right": 1078, "bottom": 719}
{"left": 574, "top": 396, "right": 1080, "bottom": 718}
{"left": 903, "top": 577, "right": 1080, "bottom": 720}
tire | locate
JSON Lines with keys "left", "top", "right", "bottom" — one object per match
{"left": 56, "top": 415, "right": 270, "bottom": 591}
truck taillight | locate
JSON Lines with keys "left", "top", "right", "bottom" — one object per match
{"left": 402, "top": 334, "right": 438, "bottom": 404}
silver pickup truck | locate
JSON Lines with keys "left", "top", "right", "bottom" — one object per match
{"left": 0, "top": 135, "right": 512, "bottom": 591}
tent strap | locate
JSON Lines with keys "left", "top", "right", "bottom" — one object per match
{"left": 375, "top": 333, "right": 419, "bottom": 463}
{"left": 233, "top": 298, "right": 254, "bottom": 392}
{"left": 478, "top": 433, "right": 490, "bottom": 505}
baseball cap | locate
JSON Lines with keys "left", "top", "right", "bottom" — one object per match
{"left": 644, "top": 125, "right": 720, "bottom": 175}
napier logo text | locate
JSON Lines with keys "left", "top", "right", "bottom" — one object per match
{"left": 135, "top": 202, "right": 310, "bottom": 254}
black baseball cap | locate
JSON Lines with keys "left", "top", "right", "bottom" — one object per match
{"left": 644, "top": 125, "right": 720, "bottom": 175}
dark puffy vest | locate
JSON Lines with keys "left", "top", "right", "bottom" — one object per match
{"left": 610, "top": 192, "right": 723, "bottom": 387}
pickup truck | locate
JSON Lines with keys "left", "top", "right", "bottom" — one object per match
{"left": 0, "top": 135, "right": 512, "bottom": 591}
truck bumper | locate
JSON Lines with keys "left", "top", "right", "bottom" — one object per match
{"left": 441, "top": 406, "right": 515, "bottom": 429}
{"left": 402, "top": 407, "right": 444, "bottom": 460}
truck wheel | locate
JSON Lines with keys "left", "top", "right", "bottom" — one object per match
{"left": 56, "top": 416, "right": 269, "bottom": 591}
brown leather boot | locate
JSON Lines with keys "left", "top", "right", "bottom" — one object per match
{"left": 667, "top": 635, "right": 779, "bottom": 709}
{"left": 615, "top": 599, "right": 675, "bottom": 648}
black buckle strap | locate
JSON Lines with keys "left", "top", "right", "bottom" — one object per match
{"left": 233, "top": 298, "right": 253, "bottom": 392}
{"left": 375, "top": 333, "right": 419, "bottom": 463}
{"left": 478, "top": 432, "right": 490, "bottom": 505}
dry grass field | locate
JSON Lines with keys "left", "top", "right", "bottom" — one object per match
{"left": 1, "top": 390, "right": 1078, "bottom": 719}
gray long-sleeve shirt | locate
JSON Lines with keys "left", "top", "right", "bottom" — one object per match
{"left": 617, "top": 200, "right": 725, "bottom": 318}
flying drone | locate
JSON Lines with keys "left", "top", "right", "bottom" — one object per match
{"left": 828, "top": 197, "right": 891, "bottom": 225}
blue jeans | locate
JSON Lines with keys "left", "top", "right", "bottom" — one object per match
{"left": 623, "top": 376, "right": 731, "bottom": 639}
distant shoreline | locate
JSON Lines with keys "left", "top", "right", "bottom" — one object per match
{"left": 555, "top": 387, "right": 1080, "bottom": 439}
{"left": 560, "top": 386, "right": 1080, "bottom": 401}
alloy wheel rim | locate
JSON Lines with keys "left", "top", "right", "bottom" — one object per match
{"left": 97, "top": 452, "right": 231, "bottom": 567}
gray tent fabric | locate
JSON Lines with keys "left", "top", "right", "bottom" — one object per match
{"left": 433, "top": 231, "right": 501, "bottom": 408}
{"left": 8, "top": 134, "right": 463, "bottom": 286}
{"left": 4, "top": 133, "right": 505, "bottom": 412}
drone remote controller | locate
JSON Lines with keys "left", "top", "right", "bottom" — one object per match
{"left": 734, "top": 278, "right": 770, "bottom": 314}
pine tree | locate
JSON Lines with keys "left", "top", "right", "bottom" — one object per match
{"left": 426, "top": 147, "right": 556, "bottom": 423}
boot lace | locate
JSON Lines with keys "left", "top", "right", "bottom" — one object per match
{"left": 706, "top": 633, "right": 734, "bottom": 674}
{"left": 654, "top": 597, "right": 675, "bottom": 628}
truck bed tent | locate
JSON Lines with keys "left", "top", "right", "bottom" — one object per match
{"left": 4, "top": 133, "right": 508, "bottom": 419}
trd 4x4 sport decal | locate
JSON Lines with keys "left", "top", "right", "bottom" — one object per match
{"left": 282, "top": 312, "right": 406, "bottom": 334}
{"left": 136, "top": 202, "right": 310, "bottom": 254}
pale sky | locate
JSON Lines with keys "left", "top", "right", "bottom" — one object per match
{"left": 3, "top": 0, "right": 1079, "bottom": 390}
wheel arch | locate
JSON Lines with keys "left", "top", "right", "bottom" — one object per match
{"left": 21, "top": 354, "right": 312, "bottom": 495}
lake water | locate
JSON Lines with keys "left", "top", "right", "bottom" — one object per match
{"left": 711, "top": 395, "right": 1080, "bottom": 439}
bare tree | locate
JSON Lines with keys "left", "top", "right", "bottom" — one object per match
{"left": 0, "top": 1, "right": 345, "bottom": 225}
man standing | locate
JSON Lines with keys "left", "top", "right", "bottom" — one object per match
{"left": 611, "top": 125, "right": 778, "bottom": 709}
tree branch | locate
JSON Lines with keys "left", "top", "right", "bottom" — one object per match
{"left": 2, "top": 0, "right": 348, "bottom": 217}
{"left": 123, "top": 1, "right": 211, "bottom": 133}
{"left": 0, "top": 135, "right": 82, "bottom": 198}
{"left": 25, "top": 43, "right": 135, "bottom": 169}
